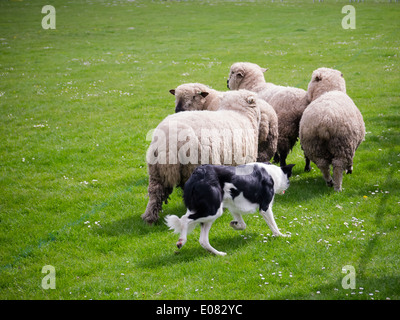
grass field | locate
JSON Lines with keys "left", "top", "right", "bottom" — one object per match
{"left": 0, "top": 0, "right": 399, "bottom": 300}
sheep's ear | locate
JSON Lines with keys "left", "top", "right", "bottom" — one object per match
{"left": 199, "top": 91, "right": 209, "bottom": 98}
{"left": 169, "top": 89, "right": 176, "bottom": 95}
{"left": 314, "top": 75, "right": 322, "bottom": 82}
{"left": 236, "top": 71, "right": 244, "bottom": 78}
{"left": 261, "top": 68, "right": 268, "bottom": 73}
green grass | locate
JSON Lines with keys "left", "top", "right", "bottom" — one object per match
{"left": 0, "top": 0, "right": 399, "bottom": 300}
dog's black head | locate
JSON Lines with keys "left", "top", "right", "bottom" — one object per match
{"left": 281, "top": 164, "right": 295, "bottom": 179}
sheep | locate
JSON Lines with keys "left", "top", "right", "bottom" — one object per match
{"left": 142, "top": 89, "right": 262, "bottom": 224}
{"left": 169, "top": 83, "right": 278, "bottom": 162}
{"left": 299, "top": 67, "right": 365, "bottom": 191}
{"left": 227, "top": 62, "right": 310, "bottom": 168}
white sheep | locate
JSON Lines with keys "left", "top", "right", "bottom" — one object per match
{"left": 299, "top": 67, "right": 365, "bottom": 191}
{"left": 169, "top": 83, "right": 278, "bottom": 162}
{"left": 142, "top": 90, "right": 261, "bottom": 224}
{"left": 227, "top": 62, "right": 309, "bottom": 168}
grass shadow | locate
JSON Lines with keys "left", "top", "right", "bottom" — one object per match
{"left": 281, "top": 176, "right": 335, "bottom": 203}
{"left": 356, "top": 162, "right": 398, "bottom": 278}
{"left": 279, "top": 274, "right": 400, "bottom": 300}
{"left": 98, "top": 187, "right": 186, "bottom": 236}
{"left": 96, "top": 213, "right": 177, "bottom": 237}
{"left": 137, "top": 232, "right": 258, "bottom": 269}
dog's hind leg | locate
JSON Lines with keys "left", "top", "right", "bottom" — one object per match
{"left": 260, "top": 205, "right": 286, "bottom": 237}
{"left": 176, "top": 215, "right": 191, "bottom": 249}
{"left": 199, "top": 222, "right": 226, "bottom": 256}
{"left": 229, "top": 212, "right": 246, "bottom": 230}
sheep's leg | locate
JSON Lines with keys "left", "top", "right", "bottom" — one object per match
{"left": 304, "top": 156, "right": 311, "bottom": 172}
{"left": 273, "top": 152, "right": 280, "bottom": 164}
{"left": 199, "top": 222, "right": 226, "bottom": 256}
{"left": 229, "top": 211, "right": 246, "bottom": 230}
{"left": 332, "top": 161, "right": 344, "bottom": 192}
{"left": 346, "top": 158, "right": 354, "bottom": 174}
{"left": 279, "top": 151, "right": 288, "bottom": 167}
{"left": 256, "top": 147, "right": 269, "bottom": 163}
{"left": 142, "top": 179, "right": 172, "bottom": 224}
{"left": 316, "top": 161, "right": 333, "bottom": 187}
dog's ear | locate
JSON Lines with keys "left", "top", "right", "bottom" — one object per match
{"left": 281, "top": 164, "right": 295, "bottom": 178}
{"left": 169, "top": 89, "right": 176, "bottom": 95}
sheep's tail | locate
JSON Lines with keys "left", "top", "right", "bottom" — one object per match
{"left": 165, "top": 215, "right": 183, "bottom": 234}
{"left": 317, "top": 117, "right": 331, "bottom": 140}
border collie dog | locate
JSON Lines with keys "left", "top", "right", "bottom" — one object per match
{"left": 165, "top": 162, "right": 295, "bottom": 256}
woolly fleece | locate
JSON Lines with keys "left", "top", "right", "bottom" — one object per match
{"left": 228, "top": 62, "right": 309, "bottom": 167}
{"left": 170, "top": 83, "right": 278, "bottom": 162}
{"left": 142, "top": 90, "right": 261, "bottom": 224}
{"left": 300, "top": 68, "right": 365, "bottom": 191}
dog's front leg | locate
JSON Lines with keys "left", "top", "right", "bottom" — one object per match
{"left": 260, "top": 207, "right": 286, "bottom": 237}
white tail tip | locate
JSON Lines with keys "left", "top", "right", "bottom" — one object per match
{"left": 164, "top": 215, "right": 182, "bottom": 234}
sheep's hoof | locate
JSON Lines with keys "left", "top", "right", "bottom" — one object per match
{"left": 326, "top": 180, "right": 334, "bottom": 187}
{"left": 304, "top": 165, "right": 311, "bottom": 172}
{"left": 346, "top": 167, "right": 353, "bottom": 174}
{"left": 141, "top": 213, "right": 158, "bottom": 225}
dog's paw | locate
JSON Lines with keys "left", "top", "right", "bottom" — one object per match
{"left": 230, "top": 221, "right": 246, "bottom": 230}
{"left": 215, "top": 251, "right": 227, "bottom": 256}
{"left": 230, "top": 221, "right": 238, "bottom": 228}
{"left": 272, "top": 232, "right": 286, "bottom": 237}
{"left": 176, "top": 239, "right": 184, "bottom": 249}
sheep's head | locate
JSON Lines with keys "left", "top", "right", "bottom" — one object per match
{"left": 307, "top": 67, "right": 346, "bottom": 102}
{"left": 227, "top": 62, "right": 268, "bottom": 90}
{"left": 219, "top": 90, "right": 260, "bottom": 125}
{"left": 169, "top": 83, "right": 210, "bottom": 112}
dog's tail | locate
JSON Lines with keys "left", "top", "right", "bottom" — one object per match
{"left": 165, "top": 215, "right": 183, "bottom": 234}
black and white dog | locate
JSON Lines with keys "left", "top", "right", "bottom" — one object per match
{"left": 165, "top": 162, "right": 295, "bottom": 256}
